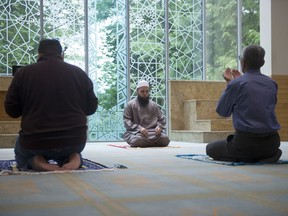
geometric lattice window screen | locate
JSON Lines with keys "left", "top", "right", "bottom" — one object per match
{"left": 169, "top": 0, "right": 203, "bottom": 80}
{"left": 0, "top": 0, "right": 204, "bottom": 142}
{"left": 129, "top": 0, "right": 166, "bottom": 110}
{"left": 42, "top": 0, "right": 85, "bottom": 68}
{"left": 88, "top": 0, "right": 204, "bottom": 141}
{"left": 0, "top": 0, "right": 40, "bottom": 75}
{"left": 128, "top": 0, "right": 203, "bottom": 113}
{"left": 88, "top": 0, "right": 128, "bottom": 141}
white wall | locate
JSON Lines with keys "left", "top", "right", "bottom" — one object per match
{"left": 260, "top": 0, "right": 288, "bottom": 76}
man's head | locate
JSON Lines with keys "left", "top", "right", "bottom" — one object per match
{"left": 136, "top": 80, "right": 150, "bottom": 107}
{"left": 38, "top": 39, "right": 63, "bottom": 57}
{"left": 240, "top": 45, "right": 265, "bottom": 71}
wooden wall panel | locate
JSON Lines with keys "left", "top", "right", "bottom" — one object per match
{"left": 0, "top": 77, "right": 20, "bottom": 121}
{"left": 170, "top": 78, "right": 288, "bottom": 141}
{"left": 272, "top": 75, "right": 288, "bottom": 141}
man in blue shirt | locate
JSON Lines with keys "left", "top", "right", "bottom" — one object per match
{"left": 206, "top": 45, "right": 281, "bottom": 163}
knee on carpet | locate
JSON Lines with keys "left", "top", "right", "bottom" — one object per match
{"left": 205, "top": 143, "right": 213, "bottom": 156}
{"left": 158, "top": 137, "right": 170, "bottom": 147}
{"left": 129, "top": 138, "right": 145, "bottom": 147}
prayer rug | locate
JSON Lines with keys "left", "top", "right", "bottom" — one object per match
{"left": 108, "top": 144, "right": 130, "bottom": 149}
{"left": 176, "top": 154, "right": 288, "bottom": 166}
{"left": 0, "top": 158, "right": 112, "bottom": 175}
{"left": 107, "top": 144, "right": 180, "bottom": 149}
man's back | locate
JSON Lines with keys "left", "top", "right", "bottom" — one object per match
{"left": 217, "top": 69, "right": 280, "bottom": 133}
{"left": 5, "top": 39, "right": 98, "bottom": 171}
{"left": 206, "top": 45, "right": 281, "bottom": 163}
{"left": 5, "top": 55, "right": 97, "bottom": 149}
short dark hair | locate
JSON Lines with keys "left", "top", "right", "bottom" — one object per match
{"left": 38, "top": 39, "right": 62, "bottom": 55}
{"left": 243, "top": 45, "right": 265, "bottom": 69}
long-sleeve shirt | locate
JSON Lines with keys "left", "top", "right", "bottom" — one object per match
{"left": 5, "top": 55, "right": 98, "bottom": 150}
{"left": 216, "top": 69, "right": 280, "bottom": 133}
{"left": 123, "top": 98, "right": 166, "bottom": 133}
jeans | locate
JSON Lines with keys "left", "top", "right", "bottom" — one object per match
{"left": 14, "top": 136, "right": 85, "bottom": 170}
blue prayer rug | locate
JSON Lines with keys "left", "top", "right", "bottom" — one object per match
{"left": 176, "top": 154, "right": 288, "bottom": 166}
{"left": 0, "top": 158, "right": 112, "bottom": 175}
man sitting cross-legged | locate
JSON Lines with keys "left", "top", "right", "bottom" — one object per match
{"left": 122, "top": 80, "right": 170, "bottom": 148}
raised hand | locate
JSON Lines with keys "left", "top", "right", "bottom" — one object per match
{"left": 222, "top": 68, "right": 234, "bottom": 83}
{"left": 223, "top": 68, "right": 242, "bottom": 83}
{"left": 231, "top": 69, "right": 241, "bottom": 78}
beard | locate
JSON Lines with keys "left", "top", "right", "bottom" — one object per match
{"left": 137, "top": 95, "right": 150, "bottom": 107}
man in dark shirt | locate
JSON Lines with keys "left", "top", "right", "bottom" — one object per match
{"left": 206, "top": 45, "right": 281, "bottom": 163}
{"left": 5, "top": 39, "right": 98, "bottom": 171}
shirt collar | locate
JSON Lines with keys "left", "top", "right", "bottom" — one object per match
{"left": 37, "top": 55, "right": 62, "bottom": 62}
{"left": 244, "top": 69, "right": 261, "bottom": 75}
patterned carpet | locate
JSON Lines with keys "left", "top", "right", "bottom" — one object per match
{"left": 176, "top": 154, "right": 288, "bottom": 166}
{"left": 0, "top": 158, "right": 112, "bottom": 175}
{"left": 0, "top": 142, "right": 287, "bottom": 216}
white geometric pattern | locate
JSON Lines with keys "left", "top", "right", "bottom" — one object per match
{"left": 169, "top": 0, "right": 203, "bottom": 80}
{"left": 0, "top": 0, "right": 203, "bottom": 141}
{"left": 0, "top": 0, "right": 40, "bottom": 74}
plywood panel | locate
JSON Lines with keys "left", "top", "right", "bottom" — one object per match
{"left": 170, "top": 77, "right": 288, "bottom": 141}
{"left": 272, "top": 75, "right": 288, "bottom": 141}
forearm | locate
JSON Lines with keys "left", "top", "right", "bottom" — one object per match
{"left": 124, "top": 118, "right": 141, "bottom": 131}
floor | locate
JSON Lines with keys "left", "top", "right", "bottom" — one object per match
{"left": 0, "top": 141, "right": 288, "bottom": 216}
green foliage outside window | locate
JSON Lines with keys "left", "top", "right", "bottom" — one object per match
{"left": 1, "top": 0, "right": 260, "bottom": 108}
{"left": 206, "top": 0, "right": 260, "bottom": 80}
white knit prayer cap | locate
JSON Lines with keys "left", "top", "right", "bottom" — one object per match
{"left": 137, "top": 80, "right": 149, "bottom": 89}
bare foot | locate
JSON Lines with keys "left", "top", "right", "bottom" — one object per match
{"left": 62, "top": 153, "right": 82, "bottom": 170}
{"left": 33, "top": 155, "right": 63, "bottom": 171}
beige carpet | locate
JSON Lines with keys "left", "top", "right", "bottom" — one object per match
{"left": 0, "top": 141, "right": 287, "bottom": 216}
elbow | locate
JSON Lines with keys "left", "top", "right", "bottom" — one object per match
{"left": 217, "top": 111, "right": 231, "bottom": 118}
{"left": 5, "top": 110, "right": 21, "bottom": 118}
{"left": 86, "top": 98, "right": 98, "bottom": 116}
{"left": 4, "top": 105, "right": 21, "bottom": 118}
{"left": 86, "top": 106, "right": 97, "bottom": 116}
{"left": 216, "top": 108, "right": 230, "bottom": 118}
{"left": 9, "top": 113, "right": 21, "bottom": 118}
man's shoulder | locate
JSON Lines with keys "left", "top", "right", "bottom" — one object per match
{"left": 13, "top": 62, "right": 38, "bottom": 76}
{"left": 233, "top": 72, "right": 278, "bottom": 89}
{"left": 62, "top": 61, "right": 84, "bottom": 71}
{"left": 149, "top": 99, "right": 157, "bottom": 105}
{"left": 127, "top": 98, "right": 137, "bottom": 105}
{"left": 247, "top": 72, "right": 277, "bottom": 84}
{"left": 124, "top": 98, "right": 137, "bottom": 111}
{"left": 260, "top": 73, "right": 276, "bottom": 82}
{"left": 20, "top": 62, "right": 38, "bottom": 69}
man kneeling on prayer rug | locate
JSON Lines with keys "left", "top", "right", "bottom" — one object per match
{"left": 4, "top": 39, "right": 98, "bottom": 171}
{"left": 122, "top": 80, "right": 170, "bottom": 148}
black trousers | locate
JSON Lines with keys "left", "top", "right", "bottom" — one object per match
{"left": 206, "top": 131, "right": 280, "bottom": 162}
